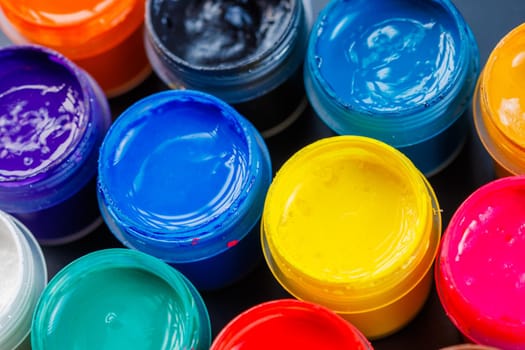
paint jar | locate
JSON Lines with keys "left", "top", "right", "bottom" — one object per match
{"left": 473, "top": 24, "right": 525, "bottom": 178}
{"left": 144, "top": 0, "right": 309, "bottom": 138}
{"left": 31, "top": 248, "right": 211, "bottom": 350}
{"left": 261, "top": 135, "right": 441, "bottom": 339}
{"left": 435, "top": 176, "right": 525, "bottom": 349}
{"left": 0, "top": 210, "right": 47, "bottom": 350}
{"left": 0, "top": 0, "right": 151, "bottom": 97}
{"left": 0, "top": 45, "right": 111, "bottom": 245}
{"left": 304, "top": 0, "right": 479, "bottom": 176}
{"left": 98, "top": 90, "right": 272, "bottom": 290}
{"left": 211, "top": 299, "right": 373, "bottom": 349}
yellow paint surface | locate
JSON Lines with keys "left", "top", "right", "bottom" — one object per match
{"left": 263, "top": 136, "right": 432, "bottom": 290}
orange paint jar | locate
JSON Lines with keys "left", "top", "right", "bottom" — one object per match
{"left": 0, "top": 0, "right": 151, "bottom": 97}
{"left": 473, "top": 23, "right": 525, "bottom": 177}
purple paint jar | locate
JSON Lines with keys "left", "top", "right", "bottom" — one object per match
{"left": 0, "top": 45, "right": 111, "bottom": 245}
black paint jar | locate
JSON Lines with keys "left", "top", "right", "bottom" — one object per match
{"left": 145, "top": 0, "right": 309, "bottom": 137}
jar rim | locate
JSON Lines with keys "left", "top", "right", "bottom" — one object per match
{"left": 435, "top": 176, "right": 525, "bottom": 346}
{"left": 31, "top": 248, "right": 210, "bottom": 350}
{"left": 262, "top": 136, "right": 441, "bottom": 312}
{"left": 0, "top": 211, "right": 47, "bottom": 350}
{"left": 0, "top": 45, "right": 91, "bottom": 185}
{"left": 145, "top": 0, "right": 298, "bottom": 72}
{"left": 478, "top": 23, "right": 525, "bottom": 155}
{"left": 305, "top": 0, "right": 479, "bottom": 144}
{"left": 98, "top": 90, "right": 271, "bottom": 262}
{"left": 211, "top": 299, "right": 373, "bottom": 349}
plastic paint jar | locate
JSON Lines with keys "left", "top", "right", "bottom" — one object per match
{"left": 304, "top": 0, "right": 479, "bottom": 176}
{"left": 98, "top": 90, "right": 272, "bottom": 290}
{"left": 0, "top": 210, "right": 46, "bottom": 350}
{"left": 473, "top": 24, "right": 525, "bottom": 178}
{"left": 0, "top": 45, "right": 111, "bottom": 245}
{"left": 211, "top": 299, "right": 373, "bottom": 350}
{"left": 261, "top": 136, "right": 441, "bottom": 339}
{"left": 0, "top": 0, "right": 151, "bottom": 97}
{"left": 31, "top": 248, "right": 211, "bottom": 350}
{"left": 144, "top": 0, "right": 309, "bottom": 138}
{"left": 435, "top": 176, "right": 525, "bottom": 349}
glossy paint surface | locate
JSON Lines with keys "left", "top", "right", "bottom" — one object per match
{"left": 313, "top": 0, "right": 460, "bottom": 113}
{"left": 99, "top": 91, "right": 249, "bottom": 234}
{"left": 0, "top": 47, "right": 86, "bottom": 183}
{"left": 211, "top": 299, "right": 373, "bottom": 350}
{"left": 150, "top": 0, "right": 293, "bottom": 67}
{"left": 32, "top": 249, "right": 211, "bottom": 350}
{"left": 436, "top": 176, "right": 525, "bottom": 348}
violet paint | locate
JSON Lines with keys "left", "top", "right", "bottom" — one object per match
{"left": 0, "top": 45, "right": 111, "bottom": 244}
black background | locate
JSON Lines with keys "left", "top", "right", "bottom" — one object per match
{"left": 1, "top": 1, "right": 524, "bottom": 349}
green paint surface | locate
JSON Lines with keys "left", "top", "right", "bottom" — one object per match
{"left": 41, "top": 267, "right": 185, "bottom": 349}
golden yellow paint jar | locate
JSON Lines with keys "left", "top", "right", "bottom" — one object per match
{"left": 0, "top": 0, "right": 151, "bottom": 97}
{"left": 261, "top": 136, "right": 441, "bottom": 339}
{"left": 473, "top": 23, "right": 525, "bottom": 177}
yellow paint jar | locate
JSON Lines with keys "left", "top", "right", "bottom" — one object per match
{"left": 473, "top": 23, "right": 525, "bottom": 177}
{"left": 261, "top": 136, "right": 441, "bottom": 339}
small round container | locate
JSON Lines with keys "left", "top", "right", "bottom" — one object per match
{"left": 0, "top": 210, "right": 47, "bottom": 350}
{"left": 435, "top": 176, "right": 525, "bottom": 349}
{"left": 0, "top": 0, "right": 151, "bottom": 97}
{"left": 262, "top": 136, "right": 441, "bottom": 339}
{"left": 98, "top": 90, "right": 272, "bottom": 290}
{"left": 304, "top": 0, "right": 479, "bottom": 176}
{"left": 31, "top": 248, "right": 211, "bottom": 350}
{"left": 211, "top": 299, "right": 373, "bottom": 349}
{"left": 473, "top": 23, "right": 525, "bottom": 178}
{"left": 0, "top": 45, "right": 111, "bottom": 245}
{"left": 144, "top": 0, "right": 309, "bottom": 137}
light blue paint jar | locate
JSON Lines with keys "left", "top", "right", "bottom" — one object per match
{"left": 97, "top": 90, "right": 272, "bottom": 290}
{"left": 304, "top": 0, "right": 479, "bottom": 176}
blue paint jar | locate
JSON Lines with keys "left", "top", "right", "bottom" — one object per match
{"left": 304, "top": 0, "right": 479, "bottom": 176}
{"left": 97, "top": 90, "right": 272, "bottom": 290}
{"left": 144, "top": 0, "right": 309, "bottom": 137}
{"left": 0, "top": 45, "right": 111, "bottom": 244}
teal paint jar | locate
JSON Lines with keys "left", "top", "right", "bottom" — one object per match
{"left": 31, "top": 249, "right": 211, "bottom": 350}
{"left": 304, "top": 0, "right": 479, "bottom": 176}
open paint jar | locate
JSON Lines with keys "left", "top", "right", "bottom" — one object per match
{"left": 435, "top": 176, "right": 525, "bottom": 349}
{"left": 473, "top": 23, "right": 525, "bottom": 178}
{"left": 0, "top": 45, "right": 111, "bottom": 245}
{"left": 98, "top": 90, "right": 272, "bottom": 290}
{"left": 262, "top": 136, "right": 441, "bottom": 339}
{"left": 0, "top": 0, "right": 151, "bottom": 97}
{"left": 144, "top": 0, "right": 309, "bottom": 137}
{"left": 211, "top": 299, "right": 373, "bottom": 349}
{"left": 31, "top": 248, "right": 210, "bottom": 350}
{"left": 0, "top": 210, "right": 46, "bottom": 350}
{"left": 304, "top": 0, "right": 479, "bottom": 176}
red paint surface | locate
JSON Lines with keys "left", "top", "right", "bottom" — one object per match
{"left": 211, "top": 299, "right": 372, "bottom": 350}
{"left": 436, "top": 176, "right": 525, "bottom": 348}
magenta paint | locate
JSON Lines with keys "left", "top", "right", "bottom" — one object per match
{"left": 0, "top": 45, "right": 111, "bottom": 244}
{"left": 436, "top": 176, "right": 525, "bottom": 349}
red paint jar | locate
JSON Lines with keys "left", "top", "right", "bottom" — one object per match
{"left": 211, "top": 299, "right": 373, "bottom": 349}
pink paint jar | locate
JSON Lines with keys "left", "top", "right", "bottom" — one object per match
{"left": 435, "top": 176, "right": 525, "bottom": 349}
{"left": 210, "top": 299, "right": 373, "bottom": 349}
